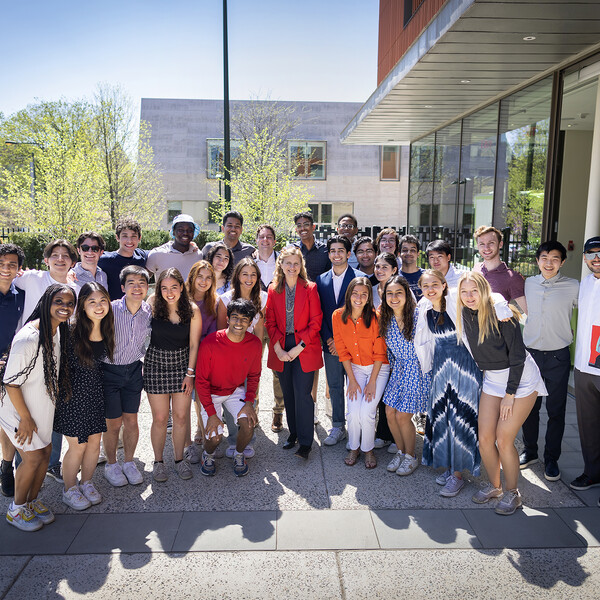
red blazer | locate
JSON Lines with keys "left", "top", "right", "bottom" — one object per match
{"left": 265, "top": 279, "right": 323, "bottom": 373}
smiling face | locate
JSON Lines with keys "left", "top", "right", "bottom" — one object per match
{"left": 256, "top": 228, "right": 275, "bottom": 254}
{"left": 427, "top": 251, "right": 451, "bottom": 275}
{"left": 400, "top": 242, "right": 418, "bottom": 268}
{"left": 536, "top": 249, "right": 564, "bottom": 280}
{"left": 328, "top": 242, "right": 349, "bottom": 268}
{"left": 378, "top": 233, "right": 398, "bottom": 255}
{"left": 50, "top": 290, "right": 76, "bottom": 329}
{"left": 122, "top": 274, "right": 149, "bottom": 303}
{"left": 173, "top": 222, "right": 195, "bottom": 249}
{"left": 0, "top": 253, "right": 19, "bottom": 290}
{"left": 238, "top": 264, "right": 258, "bottom": 293}
{"left": 337, "top": 217, "right": 358, "bottom": 241}
{"left": 83, "top": 290, "right": 110, "bottom": 323}
{"left": 223, "top": 217, "right": 243, "bottom": 246}
{"left": 295, "top": 217, "right": 316, "bottom": 242}
{"left": 459, "top": 279, "right": 481, "bottom": 310}
{"left": 227, "top": 311, "right": 252, "bottom": 337}
{"left": 160, "top": 276, "right": 182, "bottom": 305}
{"left": 350, "top": 284, "right": 369, "bottom": 313}
{"left": 420, "top": 273, "right": 446, "bottom": 304}
{"left": 78, "top": 237, "right": 103, "bottom": 268}
{"left": 374, "top": 259, "right": 397, "bottom": 283}
{"left": 355, "top": 242, "right": 375, "bottom": 271}
{"left": 117, "top": 228, "right": 141, "bottom": 257}
{"left": 211, "top": 248, "right": 230, "bottom": 274}
{"left": 476, "top": 231, "right": 502, "bottom": 263}
{"left": 385, "top": 282, "right": 406, "bottom": 314}
{"left": 281, "top": 254, "right": 302, "bottom": 280}
{"left": 584, "top": 246, "right": 600, "bottom": 276}
{"left": 194, "top": 267, "right": 213, "bottom": 296}
{"left": 45, "top": 246, "right": 75, "bottom": 277}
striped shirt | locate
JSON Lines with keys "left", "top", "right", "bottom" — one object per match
{"left": 102, "top": 297, "right": 152, "bottom": 365}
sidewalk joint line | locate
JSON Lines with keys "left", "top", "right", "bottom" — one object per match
{"left": 1, "top": 555, "right": 32, "bottom": 600}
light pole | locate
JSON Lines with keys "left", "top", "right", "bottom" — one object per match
{"left": 222, "top": 0, "right": 231, "bottom": 209}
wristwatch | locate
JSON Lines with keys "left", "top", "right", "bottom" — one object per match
{"left": 299, "top": 341, "right": 306, "bottom": 348}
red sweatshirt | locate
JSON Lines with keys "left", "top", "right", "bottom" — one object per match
{"left": 195, "top": 329, "right": 262, "bottom": 417}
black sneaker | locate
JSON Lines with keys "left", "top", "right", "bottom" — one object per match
{"left": 570, "top": 473, "right": 600, "bottom": 491}
{"left": 0, "top": 460, "right": 15, "bottom": 497}
{"left": 46, "top": 463, "right": 64, "bottom": 484}
{"left": 519, "top": 451, "right": 538, "bottom": 470}
{"left": 544, "top": 459, "right": 561, "bottom": 482}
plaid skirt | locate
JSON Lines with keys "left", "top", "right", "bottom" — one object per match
{"left": 144, "top": 345, "right": 190, "bottom": 395}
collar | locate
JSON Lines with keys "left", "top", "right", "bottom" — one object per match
{"left": 539, "top": 272, "right": 564, "bottom": 285}
{"left": 74, "top": 262, "right": 101, "bottom": 276}
{"left": 481, "top": 261, "right": 507, "bottom": 275}
{"left": 167, "top": 241, "right": 196, "bottom": 255}
{"left": 332, "top": 267, "right": 348, "bottom": 280}
{"left": 0, "top": 281, "right": 19, "bottom": 300}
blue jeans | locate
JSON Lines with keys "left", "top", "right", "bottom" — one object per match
{"left": 323, "top": 352, "right": 346, "bottom": 428}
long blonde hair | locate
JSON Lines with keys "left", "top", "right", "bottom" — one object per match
{"left": 456, "top": 271, "right": 516, "bottom": 344}
{"left": 271, "top": 247, "right": 308, "bottom": 293}
{"left": 187, "top": 260, "right": 217, "bottom": 317}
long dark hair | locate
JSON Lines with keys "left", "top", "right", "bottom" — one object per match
{"left": 187, "top": 260, "right": 217, "bottom": 317}
{"left": 378, "top": 276, "right": 415, "bottom": 341}
{"left": 419, "top": 269, "right": 448, "bottom": 326}
{"left": 2, "top": 284, "right": 74, "bottom": 405}
{"left": 341, "top": 277, "right": 375, "bottom": 329}
{"left": 153, "top": 268, "right": 193, "bottom": 323}
{"left": 231, "top": 258, "right": 263, "bottom": 318}
{"left": 206, "top": 242, "right": 234, "bottom": 286}
{"left": 72, "top": 282, "right": 115, "bottom": 368}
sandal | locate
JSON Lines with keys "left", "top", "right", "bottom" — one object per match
{"left": 364, "top": 450, "right": 377, "bottom": 469}
{"left": 344, "top": 449, "right": 360, "bottom": 466}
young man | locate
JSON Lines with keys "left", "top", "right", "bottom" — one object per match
{"left": 520, "top": 241, "right": 579, "bottom": 481}
{"left": 146, "top": 214, "right": 202, "bottom": 281}
{"left": 72, "top": 231, "right": 108, "bottom": 294}
{"left": 196, "top": 299, "right": 262, "bottom": 478}
{"left": 425, "top": 239, "right": 463, "bottom": 288}
{"left": 337, "top": 214, "right": 359, "bottom": 269}
{"left": 98, "top": 216, "right": 148, "bottom": 300}
{"left": 317, "top": 235, "right": 365, "bottom": 445}
{"left": 0, "top": 244, "right": 26, "bottom": 497}
{"left": 202, "top": 211, "right": 255, "bottom": 266}
{"left": 570, "top": 236, "right": 600, "bottom": 498}
{"left": 354, "top": 236, "right": 376, "bottom": 280}
{"left": 399, "top": 234, "right": 424, "bottom": 301}
{"left": 292, "top": 212, "right": 330, "bottom": 282}
{"left": 100, "top": 266, "right": 152, "bottom": 487}
{"left": 473, "top": 225, "right": 527, "bottom": 313}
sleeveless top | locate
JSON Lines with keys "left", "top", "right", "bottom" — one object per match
{"left": 150, "top": 318, "right": 190, "bottom": 351}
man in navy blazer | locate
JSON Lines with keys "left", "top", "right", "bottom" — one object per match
{"left": 317, "top": 235, "right": 365, "bottom": 446}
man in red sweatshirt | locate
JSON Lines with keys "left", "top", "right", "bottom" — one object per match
{"left": 196, "top": 298, "right": 262, "bottom": 477}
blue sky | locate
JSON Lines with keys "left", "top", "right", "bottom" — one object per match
{"left": 2, "top": 0, "right": 379, "bottom": 117}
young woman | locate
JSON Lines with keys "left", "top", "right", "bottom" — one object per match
{"left": 1, "top": 284, "right": 75, "bottom": 531}
{"left": 206, "top": 242, "right": 234, "bottom": 295}
{"left": 378, "top": 276, "right": 428, "bottom": 476}
{"left": 375, "top": 229, "right": 402, "bottom": 271}
{"left": 332, "top": 278, "right": 389, "bottom": 468}
{"left": 415, "top": 270, "right": 483, "bottom": 497}
{"left": 265, "top": 247, "right": 323, "bottom": 459}
{"left": 372, "top": 253, "right": 399, "bottom": 309}
{"left": 145, "top": 268, "right": 202, "bottom": 482}
{"left": 54, "top": 282, "right": 115, "bottom": 510}
{"left": 456, "top": 272, "right": 547, "bottom": 515}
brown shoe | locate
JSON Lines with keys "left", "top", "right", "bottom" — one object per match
{"left": 271, "top": 413, "right": 283, "bottom": 432}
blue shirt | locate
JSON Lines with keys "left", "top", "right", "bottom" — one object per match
{"left": 401, "top": 268, "right": 424, "bottom": 301}
{"left": 293, "top": 239, "right": 331, "bottom": 283}
{"left": 0, "top": 283, "right": 25, "bottom": 355}
{"left": 98, "top": 249, "right": 148, "bottom": 300}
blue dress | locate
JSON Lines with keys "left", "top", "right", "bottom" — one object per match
{"left": 421, "top": 309, "right": 482, "bottom": 475}
{"left": 382, "top": 312, "right": 428, "bottom": 413}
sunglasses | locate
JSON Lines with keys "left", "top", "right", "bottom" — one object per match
{"left": 80, "top": 244, "right": 101, "bottom": 253}
{"left": 585, "top": 251, "right": 600, "bottom": 260}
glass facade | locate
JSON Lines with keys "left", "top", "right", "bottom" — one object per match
{"left": 408, "top": 76, "right": 552, "bottom": 272}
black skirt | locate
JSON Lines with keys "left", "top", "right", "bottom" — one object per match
{"left": 143, "top": 344, "right": 189, "bottom": 395}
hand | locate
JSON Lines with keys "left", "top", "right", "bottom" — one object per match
{"left": 500, "top": 394, "right": 515, "bottom": 421}
{"left": 66, "top": 270, "right": 77, "bottom": 284}
{"left": 181, "top": 374, "right": 194, "bottom": 395}
{"left": 287, "top": 345, "right": 303, "bottom": 361}
{"left": 238, "top": 402, "right": 258, "bottom": 429}
{"left": 346, "top": 378, "right": 361, "bottom": 401}
{"left": 204, "top": 414, "right": 224, "bottom": 440}
{"left": 327, "top": 337, "right": 338, "bottom": 356}
{"left": 364, "top": 380, "right": 377, "bottom": 403}
{"left": 190, "top": 241, "right": 199, "bottom": 251}
{"left": 15, "top": 415, "right": 37, "bottom": 446}
{"left": 275, "top": 347, "right": 291, "bottom": 362}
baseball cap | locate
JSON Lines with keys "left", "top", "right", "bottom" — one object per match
{"left": 583, "top": 236, "right": 600, "bottom": 253}
{"left": 170, "top": 214, "right": 200, "bottom": 239}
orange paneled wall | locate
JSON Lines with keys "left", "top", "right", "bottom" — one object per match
{"left": 378, "top": 0, "right": 448, "bottom": 84}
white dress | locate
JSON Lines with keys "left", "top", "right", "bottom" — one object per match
{"left": 0, "top": 323, "right": 60, "bottom": 451}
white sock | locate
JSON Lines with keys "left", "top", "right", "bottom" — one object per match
{"left": 9, "top": 501, "right": 25, "bottom": 512}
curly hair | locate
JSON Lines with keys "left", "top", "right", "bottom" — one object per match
{"left": 1, "top": 284, "right": 74, "bottom": 405}
{"left": 206, "top": 242, "right": 234, "bottom": 286}
{"left": 153, "top": 268, "right": 193, "bottom": 323}
{"left": 231, "top": 258, "right": 263, "bottom": 318}
{"left": 378, "top": 276, "right": 416, "bottom": 341}
{"left": 187, "top": 260, "right": 217, "bottom": 317}
{"left": 341, "top": 278, "right": 375, "bottom": 329}
{"left": 72, "top": 283, "right": 115, "bottom": 369}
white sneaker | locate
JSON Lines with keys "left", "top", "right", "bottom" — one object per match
{"left": 435, "top": 469, "right": 452, "bottom": 486}
{"left": 387, "top": 451, "right": 404, "bottom": 472}
{"left": 63, "top": 485, "right": 91, "bottom": 510}
{"left": 225, "top": 445, "right": 237, "bottom": 459}
{"left": 122, "top": 461, "right": 143, "bottom": 485}
{"left": 184, "top": 444, "right": 202, "bottom": 464}
{"left": 243, "top": 445, "right": 255, "bottom": 459}
{"left": 104, "top": 462, "right": 128, "bottom": 487}
{"left": 175, "top": 459, "right": 193, "bottom": 480}
{"left": 396, "top": 454, "right": 419, "bottom": 476}
{"left": 387, "top": 443, "right": 399, "bottom": 455}
{"left": 6, "top": 505, "right": 43, "bottom": 531}
{"left": 323, "top": 427, "right": 346, "bottom": 446}
{"left": 439, "top": 475, "right": 465, "bottom": 497}
{"left": 79, "top": 481, "right": 102, "bottom": 505}
{"left": 373, "top": 438, "right": 390, "bottom": 449}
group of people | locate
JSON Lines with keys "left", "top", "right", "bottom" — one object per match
{"left": 1, "top": 208, "right": 599, "bottom": 533}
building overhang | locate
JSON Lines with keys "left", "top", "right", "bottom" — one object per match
{"left": 342, "top": 0, "right": 600, "bottom": 145}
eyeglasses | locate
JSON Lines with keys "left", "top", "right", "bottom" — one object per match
{"left": 585, "top": 251, "right": 600, "bottom": 260}
{"left": 80, "top": 244, "right": 101, "bottom": 253}
{"left": 338, "top": 224, "right": 356, "bottom": 230}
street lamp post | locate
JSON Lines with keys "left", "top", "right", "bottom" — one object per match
{"left": 223, "top": 0, "right": 231, "bottom": 209}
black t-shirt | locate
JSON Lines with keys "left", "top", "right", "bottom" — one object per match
{"left": 98, "top": 249, "right": 148, "bottom": 300}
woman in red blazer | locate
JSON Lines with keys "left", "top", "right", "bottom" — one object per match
{"left": 265, "top": 247, "right": 323, "bottom": 459}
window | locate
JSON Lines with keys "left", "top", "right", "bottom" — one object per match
{"left": 380, "top": 145, "right": 400, "bottom": 180}
{"left": 206, "top": 139, "right": 242, "bottom": 178}
{"left": 289, "top": 141, "right": 326, "bottom": 179}
{"left": 308, "top": 202, "right": 354, "bottom": 227}
{"left": 167, "top": 202, "right": 182, "bottom": 223}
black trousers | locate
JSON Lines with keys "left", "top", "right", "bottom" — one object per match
{"left": 522, "top": 346, "right": 571, "bottom": 462}
{"left": 375, "top": 400, "right": 393, "bottom": 441}
{"left": 277, "top": 334, "right": 315, "bottom": 447}
{"left": 574, "top": 368, "right": 600, "bottom": 481}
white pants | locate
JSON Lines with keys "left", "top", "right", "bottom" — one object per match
{"left": 200, "top": 386, "right": 247, "bottom": 439}
{"left": 345, "top": 363, "right": 390, "bottom": 452}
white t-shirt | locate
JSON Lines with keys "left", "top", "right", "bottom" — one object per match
{"left": 574, "top": 273, "right": 600, "bottom": 376}
{"left": 14, "top": 270, "right": 75, "bottom": 323}
{"left": 219, "top": 290, "right": 267, "bottom": 333}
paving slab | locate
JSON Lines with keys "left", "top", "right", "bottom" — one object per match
{"left": 172, "top": 510, "right": 277, "bottom": 551}
{"left": 0, "top": 556, "right": 30, "bottom": 597}
{"left": 371, "top": 508, "right": 481, "bottom": 548}
{"left": 66, "top": 512, "right": 182, "bottom": 554}
{"left": 463, "top": 507, "right": 585, "bottom": 549}
{"left": 276, "top": 509, "right": 379, "bottom": 550}
{"left": 556, "top": 507, "right": 600, "bottom": 546}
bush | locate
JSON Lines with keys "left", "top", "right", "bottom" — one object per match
{"left": 9, "top": 232, "right": 54, "bottom": 270}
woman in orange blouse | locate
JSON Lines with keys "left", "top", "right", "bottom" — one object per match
{"left": 333, "top": 278, "right": 390, "bottom": 468}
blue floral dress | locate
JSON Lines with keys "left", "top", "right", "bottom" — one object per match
{"left": 382, "top": 311, "right": 428, "bottom": 413}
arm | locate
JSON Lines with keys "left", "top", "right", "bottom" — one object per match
{"left": 5, "top": 385, "right": 37, "bottom": 445}
{"left": 332, "top": 311, "right": 352, "bottom": 363}
{"left": 216, "top": 298, "right": 228, "bottom": 330}
{"left": 253, "top": 316, "right": 265, "bottom": 342}
{"left": 513, "top": 296, "right": 528, "bottom": 315}
{"left": 499, "top": 318, "right": 527, "bottom": 420}
{"left": 265, "top": 287, "right": 285, "bottom": 348}
{"left": 182, "top": 305, "right": 202, "bottom": 395}
{"left": 341, "top": 359, "right": 361, "bottom": 400}
{"left": 243, "top": 340, "right": 262, "bottom": 404}
{"left": 363, "top": 361, "right": 383, "bottom": 402}
{"left": 195, "top": 344, "right": 217, "bottom": 417}
{"left": 295, "top": 283, "right": 323, "bottom": 346}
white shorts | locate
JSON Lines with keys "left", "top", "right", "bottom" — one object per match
{"left": 482, "top": 352, "right": 549, "bottom": 398}
{"left": 200, "top": 386, "right": 248, "bottom": 436}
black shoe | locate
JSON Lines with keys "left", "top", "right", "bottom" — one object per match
{"left": 295, "top": 445, "right": 311, "bottom": 460}
{"left": 46, "top": 463, "right": 64, "bottom": 483}
{"left": 570, "top": 473, "right": 600, "bottom": 491}
{"left": 519, "top": 451, "right": 538, "bottom": 470}
{"left": 544, "top": 459, "right": 561, "bottom": 482}
{"left": 282, "top": 437, "right": 297, "bottom": 450}
{"left": 1, "top": 460, "right": 14, "bottom": 497}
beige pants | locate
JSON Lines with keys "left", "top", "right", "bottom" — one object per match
{"left": 260, "top": 330, "right": 285, "bottom": 415}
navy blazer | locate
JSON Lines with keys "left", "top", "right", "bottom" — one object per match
{"left": 316, "top": 266, "right": 365, "bottom": 353}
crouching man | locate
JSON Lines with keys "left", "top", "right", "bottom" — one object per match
{"left": 196, "top": 299, "right": 262, "bottom": 477}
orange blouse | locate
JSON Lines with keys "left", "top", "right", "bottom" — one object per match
{"left": 332, "top": 308, "right": 388, "bottom": 366}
